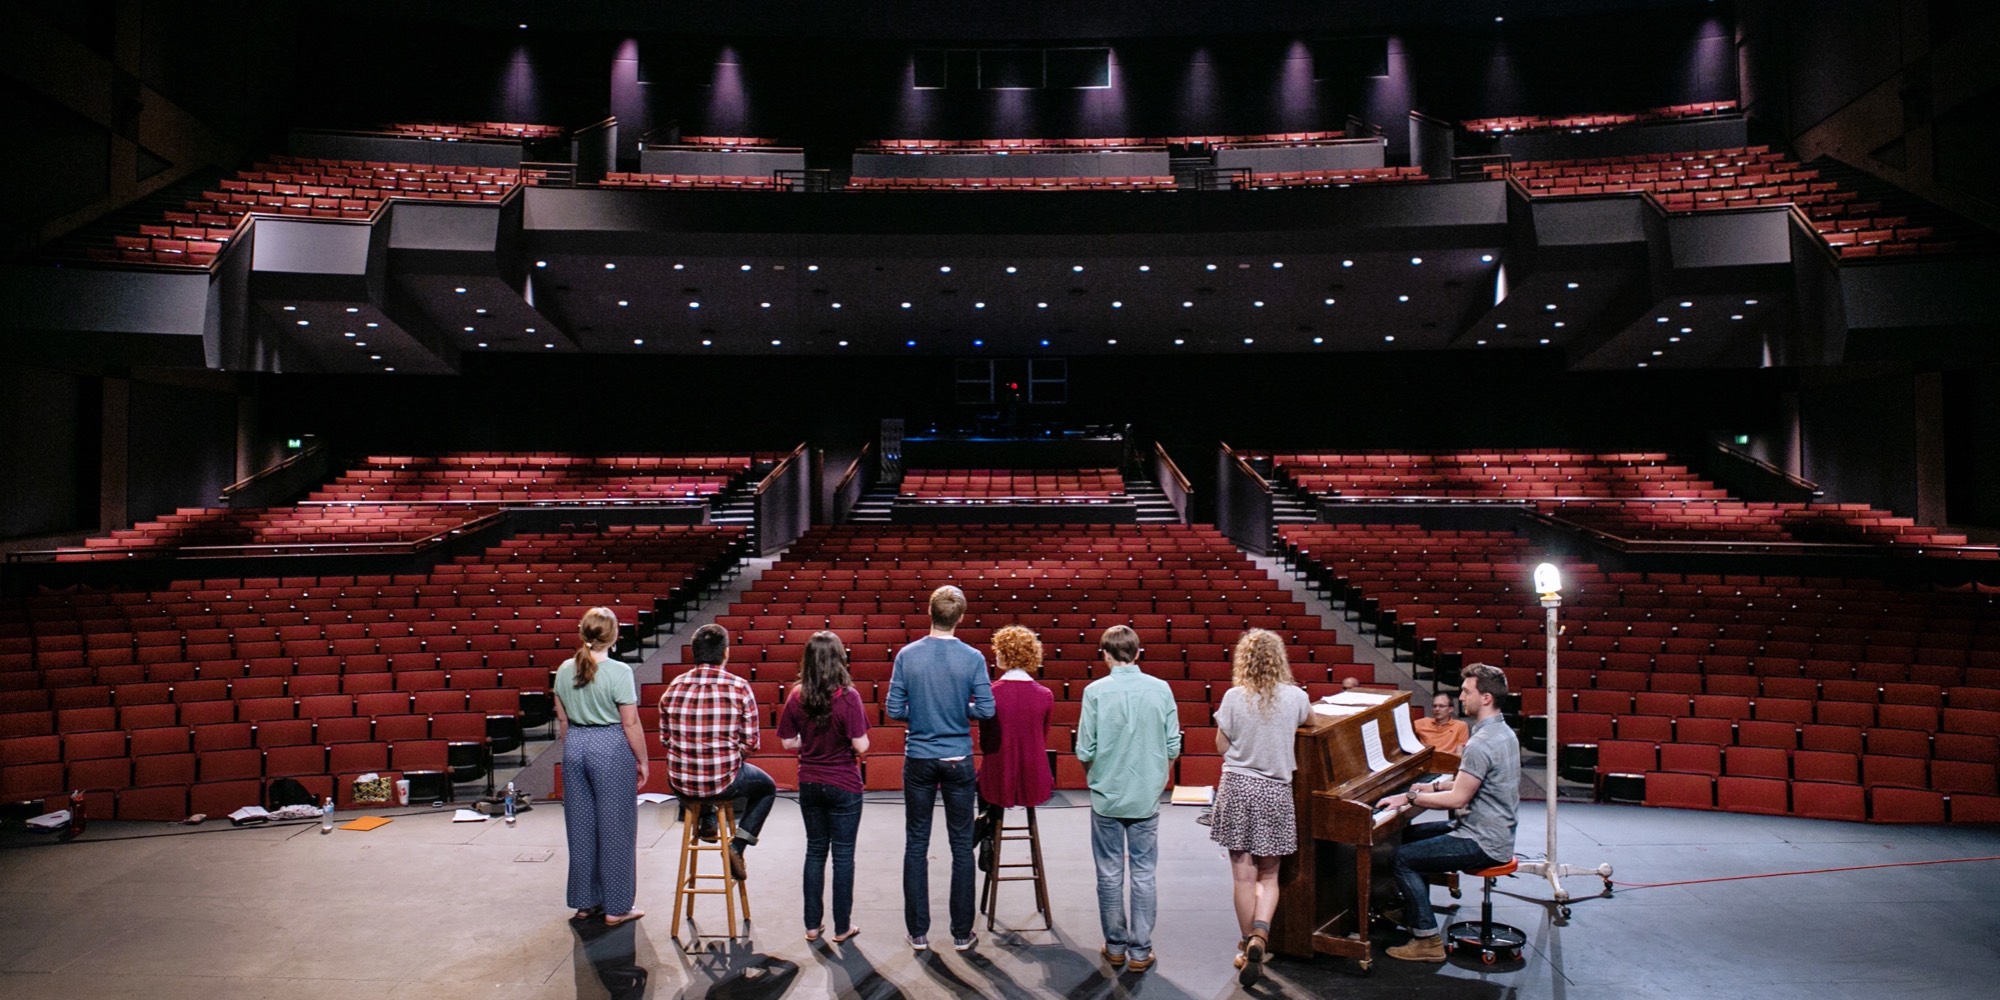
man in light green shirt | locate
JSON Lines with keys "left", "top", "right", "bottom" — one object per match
{"left": 1074, "top": 626, "right": 1181, "bottom": 973}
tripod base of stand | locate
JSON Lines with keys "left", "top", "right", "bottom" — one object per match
{"left": 1514, "top": 860, "right": 1614, "bottom": 917}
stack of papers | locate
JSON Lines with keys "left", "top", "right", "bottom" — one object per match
{"left": 1170, "top": 785, "right": 1214, "bottom": 806}
{"left": 1322, "top": 690, "right": 1395, "bottom": 707}
{"left": 452, "top": 809, "right": 487, "bottom": 823}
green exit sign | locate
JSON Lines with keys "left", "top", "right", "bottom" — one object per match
{"left": 287, "top": 438, "right": 304, "bottom": 449}
{"left": 1733, "top": 434, "right": 1750, "bottom": 446}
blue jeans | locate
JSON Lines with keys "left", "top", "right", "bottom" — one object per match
{"left": 799, "top": 781, "right": 864, "bottom": 933}
{"left": 1391, "top": 821, "right": 1502, "bottom": 936}
{"left": 1090, "top": 811, "right": 1160, "bottom": 959}
{"left": 902, "top": 756, "right": 978, "bottom": 939}
{"left": 679, "top": 762, "right": 777, "bottom": 852}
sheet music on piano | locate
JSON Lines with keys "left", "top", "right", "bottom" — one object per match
{"left": 1390, "top": 705, "right": 1426, "bottom": 755}
{"left": 1359, "top": 721, "right": 1391, "bottom": 771}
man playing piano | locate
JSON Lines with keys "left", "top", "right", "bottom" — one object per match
{"left": 1374, "top": 662, "right": 1520, "bottom": 962}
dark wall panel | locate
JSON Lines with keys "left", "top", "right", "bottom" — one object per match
{"left": 125, "top": 380, "right": 237, "bottom": 524}
{"left": 0, "top": 364, "right": 91, "bottom": 539}
{"left": 1799, "top": 371, "right": 1919, "bottom": 516}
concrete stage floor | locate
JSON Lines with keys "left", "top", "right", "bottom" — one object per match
{"left": 2, "top": 792, "right": 1997, "bottom": 1000}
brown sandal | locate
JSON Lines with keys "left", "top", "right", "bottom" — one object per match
{"left": 1238, "top": 933, "right": 1267, "bottom": 986}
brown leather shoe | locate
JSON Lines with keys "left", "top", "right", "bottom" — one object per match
{"left": 1387, "top": 934, "right": 1447, "bottom": 963}
{"left": 1100, "top": 945, "right": 1126, "bottom": 968}
{"left": 1124, "top": 952, "right": 1156, "bottom": 973}
{"left": 727, "top": 844, "right": 747, "bottom": 881}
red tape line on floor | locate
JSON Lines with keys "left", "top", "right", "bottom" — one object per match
{"left": 1609, "top": 854, "right": 2000, "bottom": 890}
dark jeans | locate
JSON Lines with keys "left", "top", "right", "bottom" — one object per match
{"left": 680, "top": 762, "right": 777, "bottom": 852}
{"left": 1391, "top": 821, "right": 1501, "bottom": 936}
{"left": 902, "top": 755, "right": 978, "bottom": 939}
{"left": 799, "top": 781, "right": 864, "bottom": 933}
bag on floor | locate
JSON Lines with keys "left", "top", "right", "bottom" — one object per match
{"left": 268, "top": 778, "right": 316, "bottom": 810}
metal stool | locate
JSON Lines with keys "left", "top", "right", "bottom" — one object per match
{"left": 1446, "top": 857, "right": 1527, "bottom": 965}
{"left": 671, "top": 798, "right": 752, "bottom": 943}
{"left": 978, "top": 805, "right": 1051, "bottom": 931}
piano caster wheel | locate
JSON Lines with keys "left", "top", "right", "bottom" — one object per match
{"left": 1481, "top": 949, "right": 1499, "bottom": 965}
{"left": 1558, "top": 905, "right": 1571, "bottom": 920}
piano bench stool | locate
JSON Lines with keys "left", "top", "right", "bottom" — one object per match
{"left": 1446, "top": 858, "right": 1527, "bottom": 965}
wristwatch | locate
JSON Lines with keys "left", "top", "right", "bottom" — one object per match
{"left": 1406, "top": 790, "right": 1420, "bottom": 808}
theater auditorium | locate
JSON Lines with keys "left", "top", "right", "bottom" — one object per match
{"left": 2, "top": 1, "right": 1999, "bottom": 998}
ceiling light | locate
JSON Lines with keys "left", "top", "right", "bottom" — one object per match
{"left": 1657, "top": 317, "right": 1670, "bottom": 323}
{"left": 940, "top": 266, "right": 953, "bottom": 273}
{"left": 525, "top": 327, "right": 535, "bottom": 333}
{"left": 1652, "top": 350, "right": 1664, "bottom": 356}
{"left": 1681, "top": 327, "right": 1693, "bottom": 333}
{"left": 345, "top": 307, "right": 359, "bottom": 314}
{"left": 1680, "top": 301, "right": 1694, "bottom": 308}
{"left": 1005, "top": 266, "right": 1017, "bottom": 274}
{"left": 973, "top": 339, "right": 984, "bottom": 347}
{"left": 282, "top": 305, "right": 295, "bottom": 311}
{"left": 617, "top": 300, "right": 628, "bottom": 307}
{"left": 296, "top": 320, "right": 308, "bottom": 326}
{"left": 633, "top": 339, "right": 644, "bottom": 346}
{"left": 544, "top": 343, "right": 555, "bottom": 349}
{"left": 1496, "top": 323, "right": 1508, "bottom": 329}
{"left": 1106, "top": 338, "right": 1118, "bottom": 345}
{"left": 1554, "top": 321, "right": 1566, "bottom": 328}
{"left": 974, "top": 302, "right": 985, "bottom": 309}
{"left": 1744, "top": 299, "right": 1759, "bottom": 305}
{"left": 1545, "top": 304, "right": 1558, "bottom": 311}
{"left": 1476, "top": 339, "right": 1488, "bottom": 345}
{"left": 1272, "top": 262, "right": 1284, "bottom": 269}
{"left": 366, "top": 322, "right": 378, "bottom": 328}
{"left": 1312, "top": 336, "right": 1324, "bottom": 345}
{"left": 771, "top": 339, "right": 782, "bottom": 346}
{"left": 673, "top": 263, "right": 684, "bottom": 270}
{"left": 535, "top": 260, "right": 546, "bottom": 268}
{"left": 1730, "top": 314, "right": 1744, "bottom": 321}
{"left": 1111, "top": 301, "right": 1122, "bottom": 308}
{"left": 837, "top": 340, "right": 848, "bottom": 347}
{"left": 454, "top": 287, "right": 466, "bottom": 294}
{"left": 1037, "top": 302, "right": 1047, "bottom": 309}
{"left": 383, "top": 367, "right": 395, "bottom": 372}
{"left": 355, "top": 341, "right": 367, "bottom": 347}
{"left": 740, "top": 264, "right": 752, "bottom": 271}
{"left": 901, "top": 302, "right": 911, "bottom": 309}
{"left": 369, "top": 354, "right": 381, "bottom": 361}
{"left": 1567, "top": 282, "right": 1580, "bottom": 290}
{"left": 1253, "top": 301, "right": 1264, "bottom": 307}
{"left": 1481, "top": 254, "right": 1494, "bottom": 263}
{"left": 343, "top": 332, "right": 356, "bottom": 338}
{"left": 1495, "top": 15, "right": 1505, "bottom": 22}
{"left": 463, "top": 326, "right": 475, "bottom": 332}
{"left": 1040, "top": 339, "right": 1050, "bottom": 346}
{"left": 807, "top": 264, "right": 819, "bottom": 272}
{"left": 475, "top": 308, "right": 488, "bottom": 315}
{"left": 702, "top": 339, "right": 713, "bottom": 346}
{"left": 689, "top": 302, "right": 700, "bottom": 309}
{"left": 1071, "top": 265, "right": 1083, "bottom": 272}
{"left": 1669, "top": 336, "right": 1682, "bottom": 343}
{"left": 906, "top": 339, "right": 917, "bottom": 347}
{"left": 1342, "top": 259, "right": 1354, "bottom": 268}
{"left": 604, "top": 263, "right": 615, "bottom": 270}
{"left": 1243, "top": 337, "right": 1255, "bottom": 345}
{"left": 760, "top": 302, "right": 770, "bottom": 308}
{"left": 477, "top": 342, "right": 487, "bottom": 348}
{"left": 1138, "top": 265, "right": 1150, "bottom": 272}
{"left": 831, "top": 302, "right": 841, "bottom": 309}
{"left": 1324, "top": 298, "right": 1335, "bottom": 305}
{"left": 1174, "top": 338, "right": 1186, "bottom": 345}
{"left": 1205, "top": 264, "right": 1217, "bottom": 271}
{"left": 1410, "top": 257, "right": 1423, "bottom": 265}
{"left": 1384, "top": 335, "right": 1396, "bottom": 342}
{"left": 1182, "top": 301, "right": 1193, "bottom": 308}
{"left": 1539, "top": 338, "right": 1551, "bottom": 344}
{"left": 1397, "top": 295, "right": 1409, "bottom": 303}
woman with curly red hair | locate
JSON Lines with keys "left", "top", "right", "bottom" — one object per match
{"left": 974, "top": 625, "right": 1055, "bottom": 866}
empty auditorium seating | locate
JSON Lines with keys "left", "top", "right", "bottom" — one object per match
{"left": 867, "top": 131, "right": 1345, "bottom": 152}
{"left": 380, "top": 121, "right": 566, "bottom": 142}
{"left": 0, "top": 524, "right": 746, "bottom": 819}
{"left": 55, "top": 505, "right": 495, "bottom": 562}
{"left": 677, "top": 136, "right": 781, "bottom": 148}
{"left": 305, "top": 453, "right": 756, "bottom": 504}
{"left": 657, "top": 523, "right": 1367, "bottom": 793}
{"left": 600, "top": 172, "right": 795, "bottom": 191}
{"left": 1244, "top": 166, "right": 1427, "bottom": 189}
{"left": 1463, "top": 100, "right": 1740, "bottom": 134}
{"left": 1279, "top": 521, "right": 2000, "bottom": 824}
{"left": 898, "top": 469, "right": 1125, "bottom": 500}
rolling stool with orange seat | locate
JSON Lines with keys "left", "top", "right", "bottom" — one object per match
{"left": 1446, "top": 857, "right": 1527, "bottom": 964}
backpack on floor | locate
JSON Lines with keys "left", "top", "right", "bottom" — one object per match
{"left": 268, "top": 778, "right": 316, "bottom": 809}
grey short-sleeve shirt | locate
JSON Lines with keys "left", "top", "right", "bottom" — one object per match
{"left": 1214, "top": 685, "right": 1313, "bottom": 782}
{"left": 1449, "top": 714, "right": 1520, "bottom": 862}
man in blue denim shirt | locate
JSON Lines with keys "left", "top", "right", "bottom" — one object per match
{"left": 886, "top": 584, "right": 996, "bottom": 952}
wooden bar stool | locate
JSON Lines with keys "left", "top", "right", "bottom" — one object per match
{"left": 978, "top": 805, "right": 1051, "bottom": 931}
{"left": 1446, "top": 857, "right": 1526, "bottom": 965}
{"left": 671, "top": 798, "right": 752, "bottom": 943}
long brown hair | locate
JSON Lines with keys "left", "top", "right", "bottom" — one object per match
{"left": 796, "top": 631, "right": 852, "bottom": 730}
{"left": 573, "top": 607, "right": 619, "bottom": 688}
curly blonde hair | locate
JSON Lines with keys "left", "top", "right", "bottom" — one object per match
{"left": 991, "top": 625, "right": 1044, "bottom": 676}
{"left": 1231, "top": 629, "right": 1296, "bottom": 709}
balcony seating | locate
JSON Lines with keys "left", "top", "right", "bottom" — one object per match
{"left": 867, "top": 131, "right": 1345, "bottom": 152}
{"left": 600, "top": 172, "right": 794, "bottom": 191}
{"left": 1463, "top": 101, "right": 1739, "bottom": 134}
{"left": 898, "top": 469, "right": 1125, "bottom": 500}
{"left": 382, "top": 121, "right": 566, "bottom": 142}
{"left": 1244, "top": 166, "right": 1427, "bottom": 189}
{"left": 844, "top": 175, "right": 1177, "bottom": 192}
{"left": 305, "top": 453, "right": 756, "bottom": 504}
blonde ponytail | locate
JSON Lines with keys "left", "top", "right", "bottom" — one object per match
{"left": 573, "top": 607, "right": 619, "bottom": 688}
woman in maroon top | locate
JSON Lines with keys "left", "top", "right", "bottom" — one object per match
{"left": 975, "top": 625, "right": 1055, "bottom": 860}
{"left": 779, "top": 631, "right": 871, "bottom": 942}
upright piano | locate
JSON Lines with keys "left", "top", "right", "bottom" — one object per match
{"left": 1271, "top": 690, "right": 1460, "bottom": 970}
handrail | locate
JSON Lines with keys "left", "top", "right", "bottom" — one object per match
{"left": 1711, "top": 440, "right": 1822, "bottom": 494}
{"left": 834, "top": 443, "right": 875, "bottom": 498}
{"left": 219, "top": 443, "right": 324, "bottom": 501}
{"left": 9, "top": 510, "right": 508, "bottom": 563}
{"left": 293, "top": 496, "right": 713, "bottom": 507}
{"left": 644, "top": 143, "right": 806, "bottom": 155}
{"left": 1154, "top": 441, "right": 1192, "bottom": 495}
{"left": 860, "top": 144, "right": 1170, "bottom": 155}
{"left": 899, "top": 495, "right": 1129, "bottom": 506}
{"left": 1407, "top": 109, "right": 1456, "bottom": 129}
{"left": 1218, "top": 442, "right": 1272, "bottom": 494}
{"left": 572, "top": 116, "right": 617, "bottom": 139}
{"left": 1525, "top": 507, "right": 2000, "bottom": 557}
{"left": 1450, "top": 153, "right": 1514, "bottom": 181}
{"left": 1345, "top": 114, "right": 1386, "bottom": 139}
{"left": 290, "top": 125, "right": 538, "bottom": 148}
{"left": 754, "top": 443, "right": 809, "bottom": 496}
{"left": 1211, "top": 135, "right": 1384, "bottom": 151}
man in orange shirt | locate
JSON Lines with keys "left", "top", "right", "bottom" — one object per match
{"left": 1412, "top": 692, "right": 1469, "bottom": 753}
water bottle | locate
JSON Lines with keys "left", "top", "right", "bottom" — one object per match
{"left": 503, "top": 781, "right": 517, "bottom": 825}
{"left": 321, "top": 796, "right": 335, "bottom": 833}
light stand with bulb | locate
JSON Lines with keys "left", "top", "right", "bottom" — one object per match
{"left": 1512, "top": 562, "right": 1613, "bottom": 919}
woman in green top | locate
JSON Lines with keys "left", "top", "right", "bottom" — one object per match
{"left": 553, "top": 607, "right": 649, "bottom": 925}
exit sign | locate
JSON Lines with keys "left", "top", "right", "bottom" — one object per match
{"left": 287, "top": 438, "right": 304, "bottom": 449}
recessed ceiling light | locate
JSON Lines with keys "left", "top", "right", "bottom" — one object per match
{"left": 906, "top": 339, "right": 917, "bottom": 347}
{"left": 941, "top": 265, "right": 953, "bottom": 273}
{"left": 1680, "top": 301, "right": 1693, "bottom": 308}
{"left": 633, "top": 339, "right": 644, "bottom": 346}
{"left": 689, "top": 302, "right": 700, "bottom": 309}
{"left": 525, "top": 327, "right": 535, "bottom": 333}
{"left": 366, "top": 322, "right": 378, "bottom": 328}
{"left": 296, "top": 320, "right": 309, "bottom": 326}
{"left": 544, "top": 343, "right": 555, "bottom": 349}
{"left": 454, "top": 287, "right": 466, "bottom": 294}
{"left": 1657, "top": 317, "right": 1670, "bottom": 323}
{"left": 1410, "top": 257, "right": 1423, "bottom": 265}
{"left": 1545, "top": 304, "right": 1558, "bottom": 311}
{"left": 1744, "top": 298, "right": 1759, "bottom": 305}
{"left": 807, "top": 264, "right": 819, "bottom": 272}
{"left": 1652, "top": 350, "right": 1664, "bottom": 356}
{"left": 1272, "top": 262, "right": 1284, "bottom": 269}
{"left": 535, "top": 260, "right": 546, "bottom": 268}
{"left": 604, "top": 263, "right": 615, "bottom": 270}
{"left": 1342, "top": 259, "right": 1354, "bottom": 268}
{"left": 1313, "top": 336, "right": 1324, "bottom": 344}
{"left": 831, "top": 302, "right": 841, "bottom": 309}
{"left": 771, "top": 339, "right": 783, "bottom": 346}
{"left": 475, "top": 308, "right": 488, "bottom": 315}
{"left": 345, "top": 307, "right": 359, "bottom": 313}
{"left": 973, "top": 339, "right": 984, "bottom": 347}
{"left": 1205, "top": 264, "right": 1217, "bottom": 271}
{"left": 760, "top": 302, "right": 770, "bottom": 309}
{"left": 617, "top": 300, "right": 628, "bottom": 307}
{"left": 702, "top": 339, "right": 713, "bottom": 346}
{"left": 1730, "top": 314, "right": 1744, "bottom": 320}
{"left": 463, "top": 326, "right": 475, "bottom": 332}
{"left": 1681, "top": 327, "right": 1693, "bottom": 333}
{"left": 1005, "top": 266, "right": 1017, "bottom": 274}
{"left": 1324, "top": 298, "right": 1335, "bottom": 305}
{"left": 1495, "top": 15, "right": 1505, "bottom": 22}
{"left": 1037, "top": 302, "right": 1048, "bottom": 309}
{"left": 1554, "top": 321, "right": 1566, "bottom": 328}
{"left": 1669, "top": 336, "right": 1682, "bottom": 343}
{"left": 1476, "top": 339, "right": 1488, "bottom": 345}
{"left": 1111, "top": 301, "right": 1122, "bottom": 308}
{"left": 344, "top": 332, "right": 356, "bottom": 338}
{"left": 672, "top": 263, "right": 684, "bottom": 271}
{"left": 1637, "top": 362, "right": 1648, "bottom": 368}
{"left": 1072, "top": 265, "right": 1083, "bottom": 273}
{"left": 1040, "top": 339, "right": 1050, "bottom": 347}
{"left": 282, "top": 305, "right": 296, "bottom": 311}
{"left": 1383, "top": 335, "right": 1395, "bottom": 342}
{"left": 975, "top": 302, "right": 986, "bottom": 309}
{"left": 1182, "top": 301, "right": 1193, "bottom": 308}
{"left": 1566, "top": 282, "right": 1580, "bottom": 290}
{"left": 1106, "top": 338, "right": 1118, "bottom": 345}
{"left": 355, "top": 341, "right": 367, "bottom": 347}
{"left": 384, "top": 367, "right": 394, "bottom": 372}
{"left": 1253, "top": 301, "right": 1264, "bottom": 307}
{"left": 1539, "top": 338, "right": 1551, "bottom": 344}
{"left": 1496, "top": 323, "right": 1508, "bottom": 329}
{"left": 1174, "top": 338, "right": 1186, "bottom": 345}
{"left": 740, "top": 264, "right": 752, "bottom": 271}
{"left": 1138, "top": 265, "right": 1150, "bottom": 272}
{"left": 901, "top": 302, "right": 911, "bottom": 309}
{"left": 369, "top": 354, "right": 381, "bottom": 360}
{"left": 1243, "top": 337, "right": 1255, "bottom": 345}
{"left": 477, "top": 342, "right": 487, "bottom": 348}
{"left": 1397, "top": 295, "right": 1409, "bottom": 303}
{"left": 1481, "top": 254, "right": 1494, "bottom": 263}
{"left": 837, "top": 340, "right": 848, "bottom": 347}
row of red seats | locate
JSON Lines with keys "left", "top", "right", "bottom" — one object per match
{"left": 1244, "top": 167, "right": 1427, "bottom": 188}
{"left": 1273, "top": 450, "right": 1719, "bottom": 500}
{"left": 600, "top": 172, "right": 794, "bottom": 191}
{"left": 311, "top": 453, "right": 754, "bottom": 504}
{"left": 1463, "top": 100, "right": 1739, "bottom": 134}
{"left": 846, "top": 175, "right": 1177, "bottom": 191}
{"left": 677, "top": 136, "right": 780, "bottom": 147}
{"left": 384, "top": 121, "right": 565, "bottom": 141}
{"left": 1277, "top": 523, "right": 1997, "bottom": 823}
{"left": 899, "top": 468, "right": 1125, "bottom": 500}
{"left": 1537, "top": 499, "right": 1978, "bottom": 553}
{"left": 56, "top": 505, "right": 495, "bottom": 561}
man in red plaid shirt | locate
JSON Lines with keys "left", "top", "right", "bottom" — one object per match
{"left": 660, "top": 623, "right": 773, "bottom": 880}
